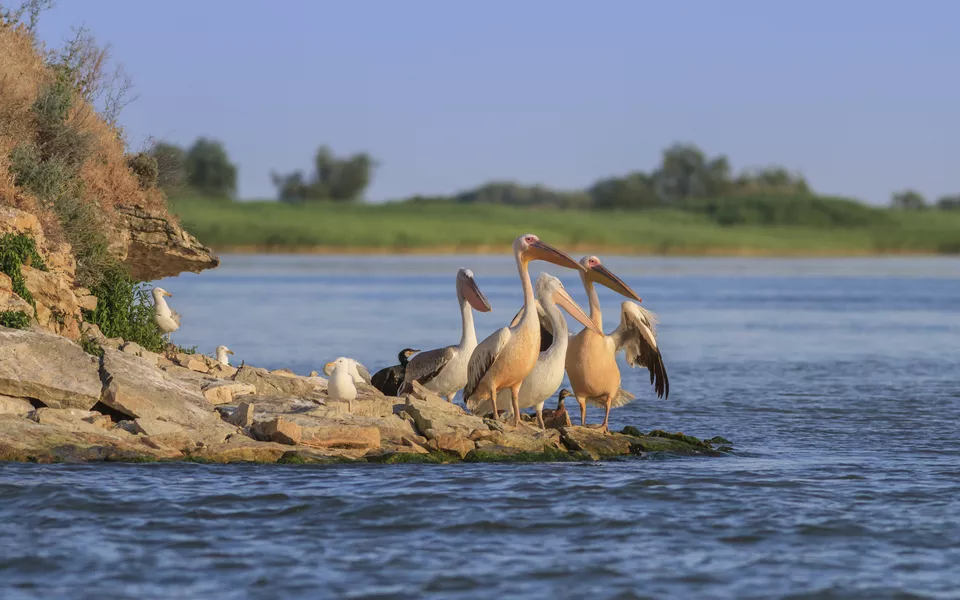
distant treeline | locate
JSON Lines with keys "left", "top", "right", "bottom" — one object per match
{"left": 149, "top": 138, "right": 960, "bottom": 216}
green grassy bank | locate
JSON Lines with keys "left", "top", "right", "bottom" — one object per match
{"left": 169, "top": 196, "right": 960, "bottom": 256}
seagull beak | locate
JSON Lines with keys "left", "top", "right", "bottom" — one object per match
{"left": 163, "top": 291, "right": 173, "bottom": 297}
{"left": 526, "top": 240, "right": 583, "bottom": 272}
{"left": 227, "top": 349, "right": 235, "bottom": 355}
{"left": 588, "top": 264, "right": 642, "bottom": 303}
{"left": 461, "top": 273, "right": 492, "bottom": 312}
{"left": 554, "top": 286, "right": 603, "bottom": 336}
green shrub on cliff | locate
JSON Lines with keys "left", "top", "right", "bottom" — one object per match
{"left": 0, "top": 311, "right": 31, "bottom": 329}
{"left": 0, "top": 233, "right": 47, "bottom": 308}
{"left": 84, "top": 267, "right": 165, "bottom": 353}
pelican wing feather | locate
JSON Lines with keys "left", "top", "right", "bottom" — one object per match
{"left": 402, "top": 346, "right": 455, "bottom": 390}
{"left": 463, "top": 327, "right": 511, "bottom": 408}
{"left": 612, "top": 301, "right": 669, "bottom": 399}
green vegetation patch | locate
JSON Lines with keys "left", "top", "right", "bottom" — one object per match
{"left": 83, "top": 268, "right": 166, "bottom": 353}
{"left": 0, "top": 311, "right": 31, "bottom": 329}
{"left": 0, "top": 233, "right": 47, "bottom": 307}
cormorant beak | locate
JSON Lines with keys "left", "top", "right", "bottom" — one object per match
{"left": 587, "top": 264, "right": 642, "bottom": 303}
{"left": 460, "top": 273, "right": 492, "bottom": 312}
{"left": 526, "top": 240, "right": 584, "bottom": 272}
{"left": 554, "top": 286, "right": 602, "bottom": 336}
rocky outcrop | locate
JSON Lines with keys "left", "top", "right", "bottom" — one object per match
{"left": 0, "top": 326, "right": 731, "bottom": 463}
{"left": 0, "top": 328, "right": 102, "bottom": 409}
{"left": 1, "top": 207, "right": 92, "bottom": 340}
{"left": 116, "top": 207, "right": 219, "bottom": 281}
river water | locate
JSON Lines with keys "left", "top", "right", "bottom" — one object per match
{"left": 1, "top": 254, "right": 959, "bottom": 599}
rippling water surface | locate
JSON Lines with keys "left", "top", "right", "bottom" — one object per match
{"left": 2, "top": 255, "right": 959, "bottom": 599}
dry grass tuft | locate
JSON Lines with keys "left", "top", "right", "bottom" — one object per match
{"left": 0, "top": 22, "right": 170, "bottom": 254}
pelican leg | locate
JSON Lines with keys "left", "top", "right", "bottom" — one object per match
{"left": 601, "top": 395, "right": 612, "bottom": 433}
{"left": 510, "top": 385, "right": 531, "bottom": 430}
{"left": 576, "top": 395, "right": 588, "bottom": 426}
{"left": 535, "top": 402, "right": 545, "bottom": 429}
{"left": 348, "top": 399, "right": 353, "bottom": 413}
{"left": 488, "top": 384, "right": 499, "bottom": 420}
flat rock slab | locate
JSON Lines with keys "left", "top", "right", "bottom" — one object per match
{"left": 0, "top": 328, "right": 102, "bottom": 410}
{"left": 403, "top": 393, "right": 486, "bottom": 440}
{"left": 201, "top": 380, "right": 256, "bottom": 405}
{"left": 560, "top": 426, "right": 634, "bottom": 459}
{"left": 100, "top": 349, "right": 219, "bottom": 429}
{"left": 0, "top": 414, "right": 178, "bottom": 462}
{"left": 232, "top": 366, "right": 317, "bottom": 397}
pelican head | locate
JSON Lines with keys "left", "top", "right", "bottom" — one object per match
{"left": 535, "top": 273, "right": 602, "bottom": 335}
{"left": 398, "top": 348, "right": 420, "bottom": 363}
{"left": 513, "top": 234, "right": 584, "bottom": 272}
{"left": 580, "top": 255, "right": 642, "bottom": 303}
{"left": 152, "top": 287, "right": 172, "bottom": 299}
{"left": 456, "top": 268, "right": 492, "bottom": 312}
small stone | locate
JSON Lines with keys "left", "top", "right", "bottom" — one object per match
{"left": 227, "top": 401, "right": 254, "bottom": 427}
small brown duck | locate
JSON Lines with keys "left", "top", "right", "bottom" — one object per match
{"left": 541, "top": 389, "right": 573, "bottom": 429}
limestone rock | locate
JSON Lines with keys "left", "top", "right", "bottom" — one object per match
{"left": 120, "top": 342, "right": 163, "bottom": 367}
{"left": 0, "top": 395, "right": 34, "bottom": 416}
{"left": 427, "top": 433, "right": 475, "bottom": 458}
{"left": 174, "top": 353, "right": 210, "bottom": 373}
{"left": 28, "top": 407, "right": 132, "bottom": 438}
{"left": 403, "top": 386, "right": 486, "bottom": 440}
{"left": 131, "top": 417, "right": 183, "bottom": 437}
{"left": 194, "top": 438, "right": 292, "bottom": 463}
{"left": 232, "top": 365, "right": 317, "bottom": 397}
{"left": 298, "top": 423, "right": 380, "bottom": 450}
{"left": 269, "top": 368, "right": 297, "bottom": 378}
{"left": 560, "top": 426, "right": 633, "bottom": 459}
{"left": 0, "top": 207, "right": 44, "bottom": 239}
{"left": 0, "top": 328, "right": 102, "bottom": 410}
{"left": 0, "top": 273, "right": 34, "bottom": 316}
{"left": 21, "top": 265, "right": 83, "bottom": 340}
{"left": 100, "top": 348, "right": 219, "bottom": 429}
{"left": 116, "top": 207, "right": 219, "bottom": 281}
{"left": 484, "top": 428, "right": 564, "bottom": 452}
{"left": 227, "top": 401, "right": 255, "bottom": 427}
{"left": 201, "top": 380, "right": 256, "bottom": 405}
{"left": 208, "top": 363, "right": 237, "bottom": 379}
{"left": 0, "top": 414, "right": 177, "bottom": 462}
{"left": 252, "top": 417, "right": 302, "bottom": 445}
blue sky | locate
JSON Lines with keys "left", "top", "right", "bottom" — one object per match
{"left": 36, "top": 0, "right": 958, "bottom": 203}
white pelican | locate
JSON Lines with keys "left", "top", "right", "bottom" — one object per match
{"left": 371, "top": 348, "right": 419, "bottom": 396}
{"left": 464, "top": 234, "right": 587, "bottom": 427}
{"left": 401, "top": 268, "right": 491, "bottom": 401}
{"left": 215, "top": 345, "right": 234, "bottom": 366}
{"left": 324, "top": 357, "right": 359, "bottom": 412}
{"left": 471, "top": 273, "right": 600, "bottom": 428}
{"left": 151, "top": 287, "right": 180, "bottom": 339}
{"left": 565, "top": 256, "right": 669, "bottom": 431}
{"left": 323, "top": 357, "right": 371, "bottom": 385}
